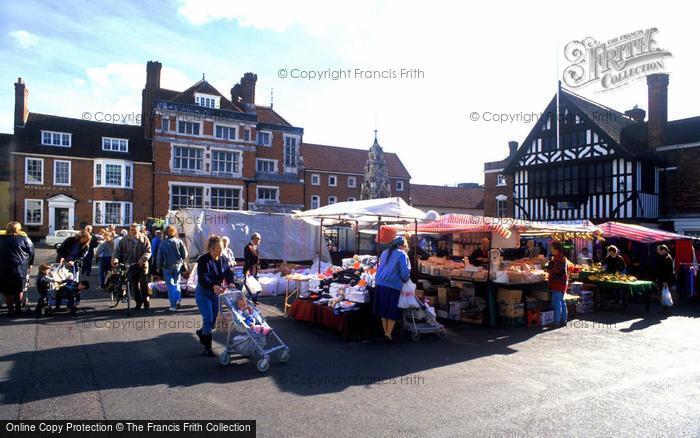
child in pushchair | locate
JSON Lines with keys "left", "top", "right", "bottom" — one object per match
{"left": 218, "top": 289, "right": 289, "bottom": 372}
{"left": 35, "top": 263, "right": 89, "bottom": 316}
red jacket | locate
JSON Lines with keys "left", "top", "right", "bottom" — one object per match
{"left": 547, "top": 254, "right": 569, "bottom": 293}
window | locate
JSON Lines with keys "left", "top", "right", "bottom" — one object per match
{"left": 348, "top": 197, "right": 356, "bottom": 202}
{"left": 161, "top": 116, "right": 170, "bottom": 132}
{"left": 178, "top": 121, "right": 200, "bottom": 136}
{"left": 311, "top": 195, "right": 320, "bottom": 209}
{"left": 54, "top": 160, "right": 71, "bottom": 186}
{"left": 348, "top": 176, "right": 356, "bottom": 188}
{"left": 257, "top": 187, "right": 279, "bottom": 203}
{"left": 243, "top": 128, "right": 251, "bottom": 142}
{"left": 256, "top": 159, "right": 277, "bottom": 173}
{"left": 496, "top": 197, "right": 507, "bottom": 218}
{"left": 173, "top": 146, "right": 203, "bottom": 172}
{"left": 211, "top": 187, "right": 241, "bottom": 210}
{"left": 528, "top": 162, "right": 612, "bottom": 198}
{"left": 329, "top": 175, "right": 337, "bottom": 187}
{"left": 211, "top": 150, "right": 241, "bottom": 175}
{"left": 25, "top": 158, "right": 44, "bottom": 184}
{"left": 284, "top": 136, "right": 298, "bottom": 168}
{"left": 102, "top": 137, "right": 128, "bottom": 152}
{"left": 496, "top": 174, "right": 506, "bottom": 186}
{"left": 257, "top": 131, "right": 271, "bottom": 146}
{"left": 41, "top": 131, "right": 71, "bottom": 147}
{"left": 311, "top": 174, "right": 320, "bottom": 185}
{"left": 195, "top": 93, "right": 220, "bottom": 109}
{"left": 24, "top": 199, "right": 43, "bottom": 225}
{"left": 93, "top": 201, "right": 133, "bottom": 226}
{"left": 171, "top": 185, "right": 204, "bottom": 209}
{"left": 328, "top": 196, "right": 337, "bottom": 205}
{"left": 94, "top": 160, "right": 133, "bottom": 188}
{"left": 396, "top": 180, "right": 404, "bottom": 192}
{"left": 215, "top": 125, "right": 236, "bottom": 140}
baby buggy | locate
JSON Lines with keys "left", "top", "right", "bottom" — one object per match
{"left": 46, "top": 262, "right": 82, "bottom": 311}
{"left": 217, "top": 290, "right": 289, "bottom": 372}
{"left": 403, "top": 296, "right": 447, "bottom": 342}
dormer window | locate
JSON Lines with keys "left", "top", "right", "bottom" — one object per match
{"left": 41, "top": 131, "right": 71, "bottom": 147}
{"left": 194, "top": 93, "right": 220, "bottom": 109}
{"left": 102, "top": 137, "right": 129, "bottom": 152}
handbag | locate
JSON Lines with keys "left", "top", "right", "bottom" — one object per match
{"left": 398, "top": 280, "right": 419, "bottom": 309}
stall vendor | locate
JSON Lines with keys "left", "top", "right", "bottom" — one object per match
{"left": 436, "top": 241, "right": 450, "bottom": 258}
{"left": 602, "top": 245, "right": 626, "bottom": 273}
{"left": 523, "top": 239, "right": 540, "bottom": 259}
{"left": 469, "top": 237, "right": 490, "bottom": 267}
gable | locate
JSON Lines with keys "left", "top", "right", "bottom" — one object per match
{"left": 505, "top": 90, "right": 640, "bottom": 172}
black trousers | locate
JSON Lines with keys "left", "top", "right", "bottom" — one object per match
{"left": 127, "top": 265, "right": 149, "bottom": 304}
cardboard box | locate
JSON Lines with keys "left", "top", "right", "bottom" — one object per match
{"left": 529, "top": 290, "right": 551, "bottom": 302}
{"left": 499, "top": 303, "right": 525, "bottom": 318}
{"left": 461, "top": 311, "right": 486, "bottom": 325}
{"left": 471, "top": 270, "right": 488, "bottom": 281}
{"left": 438, "top": 287, "right": 461, "bottom": 305}
{"left": 497, "top": 289, "right": 523, "bottom": 304}
{"left": 540, "top": 310, "right": 554, "bottom": 326}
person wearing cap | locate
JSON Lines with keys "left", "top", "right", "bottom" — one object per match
{"left": 374, "top": 235, "right": 411, "bottom": 342}
{"left": 547, "top": 241, "right": 569, "bottom": 327}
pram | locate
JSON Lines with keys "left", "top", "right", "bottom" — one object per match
{"left": 402, "top": 296, "right": 447, "bottom": 342}
{"left": 217, "top": 289, "right": 289, "bottom": 372}
{"left": 46, "top": 262, "right": 82, "bottom": 309}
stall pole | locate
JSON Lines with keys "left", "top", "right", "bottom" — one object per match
{"left": 376, "top": 215, "right": 382, "bottom": 256}
{"left": 355, "top": 220, "right": 360, "bottom": 254}
{"left": 486, "top": 236, "right": 497, "bottom": 327}
{"left": 412, "top": 219, "right": 419, "bottom": 282}
{"left": 318, "top": 218, "right": 324, "bottom": 275}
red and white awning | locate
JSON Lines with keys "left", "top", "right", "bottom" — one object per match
{"left": 597, "top": 221, "right": 694, "bottom": 244}
{"left": 390, "top": 214, "right": 513, "bottom": 238}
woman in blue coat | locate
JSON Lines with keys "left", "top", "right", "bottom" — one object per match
{"left": 0, "top": 222, "right": 35, "bottom": 315}
{"left": 374, "top": 236, "right": 410, "bottom": 341}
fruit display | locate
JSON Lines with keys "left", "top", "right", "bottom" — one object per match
{"left": 585, "top": 272, "right": 637, "bottom": 283}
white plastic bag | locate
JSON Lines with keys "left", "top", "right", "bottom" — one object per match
{"left": 398, "top": 280, "right": 418, "bottom": 309}
{"left": 244, "top": 276, "right": 263, "bottom": 294}
{"left": 661, "top": 285, "right": 674, "bottom": 307}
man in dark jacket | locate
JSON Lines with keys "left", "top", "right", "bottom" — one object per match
{"left": 243, "top": 232, "right": 261, "bottom": 278}
{"left": 57, "top": 231, "right": 91, "bottom": 266}
{"left": 0, "top": 222, "right": 35, "bottom": 315}
{"left": 112, "top": 224, "right": 152, "bottom": 310}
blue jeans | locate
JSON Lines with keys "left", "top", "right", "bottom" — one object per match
{"left": 551, "top": 290, "right": 567, "bottom": 325}
{"left": 163, "top": 266, "right": 181, "bottom": 308}
{"left": 195, "top": 286, "right": 219, "bottom": 335}
{"left": 98, "top": 257, "right": 111, "bottom": 288}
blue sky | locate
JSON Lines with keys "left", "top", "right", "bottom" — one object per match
{"left": 1, "top": 0, "right": 696, "bottom": 185}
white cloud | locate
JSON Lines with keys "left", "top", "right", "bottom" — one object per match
{"left": 8, "top": 30, "right": 39, "bottom": 48}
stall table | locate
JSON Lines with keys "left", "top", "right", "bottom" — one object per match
{"left": 576, "top": 272, "right": 656, "bottom": 312}
{"left": 287, "top": 299, "right": 381, "bottom": 340}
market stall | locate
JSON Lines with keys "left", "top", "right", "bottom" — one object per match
{"left": 389, "top": 215, "right": 601, "bottom": 328}
{"left": 286, "top": 198, "right": 429, "bottom": 339}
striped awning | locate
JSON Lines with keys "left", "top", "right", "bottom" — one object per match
{"left": 597, "top": 221, "right": 694, "bottom": 243}
{"left": 390, "top": 214, "right": 513, "bottom": 238}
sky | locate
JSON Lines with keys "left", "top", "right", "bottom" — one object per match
{"left": 0, "top": 0, "right": 696, "bottom": 186}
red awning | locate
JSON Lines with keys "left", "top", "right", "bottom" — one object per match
{"left": 597, "top": 222, "right": 694, "bottom": 244}
{"left": 390, "top": 214, "right": 512, "bottom": 238}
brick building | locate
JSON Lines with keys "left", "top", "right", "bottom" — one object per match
{"left": 410, "top": 183, "right": 484, "bottom": 216}
{"left": 483, "top": 74, "right": 700, "bottom": 235}
{"left": 301, "top": 139, "right": 411, "bottom": 210}
{"left": 0, "top": 133, "right": 11, "bottom": 225}
{"left": 9, "top": 78, "right": 152, "bottom": 237}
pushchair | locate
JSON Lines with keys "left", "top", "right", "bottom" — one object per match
{"left": 403, "top": 296, "right": 447, "bottom": 342}
{"left": 46, "top": 262, "right": 82, "bottom": 310}
{"left": 217, "top": 289, "right": 289, "bottom": 372}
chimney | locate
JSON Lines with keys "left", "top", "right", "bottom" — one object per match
{"left": 14, "top": 78, "right": 28, "bottom": 129}
{"left": 508, "top": 140, "right": 518, "bottom": 157}
{"left": 624, "top": 106, "right": 646, "bottom": 122}
{"left": 230, "top": 83, "right": 242, "bottom": 105}
{"left": 142, "top": 61, "right": 162, "bottom": 138}
{"left": 647, "top": 73, "right": 669, "bottom": 149}
{"left": 240, "top": 72, "right": 257, "bottom": 106}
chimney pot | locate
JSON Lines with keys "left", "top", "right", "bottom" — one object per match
{"left": 239, "top": 72, "right": 257, "bottom": 106}
{"left": 508, "top": 140, "right": 518, "bottom": 157}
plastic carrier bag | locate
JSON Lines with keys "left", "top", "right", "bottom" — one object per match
{"left": 661, "top": 285, "right": 674, "bottom": 307}
{"left": 398, "top": 280, "right": 419, "bottom": 309}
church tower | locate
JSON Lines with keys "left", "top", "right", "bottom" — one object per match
{"left": 360, "top": 131, "right": 392, "bottom": 200}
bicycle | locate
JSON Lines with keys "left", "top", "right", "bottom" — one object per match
{"left": 105, "top": 263, "right": 136, "bottom": 315}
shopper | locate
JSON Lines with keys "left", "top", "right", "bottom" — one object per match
{"left": 82, "top": 225, "right": 100, "bottom": 276}
{"left": 57, "top": 230, "right": 91, "bottom": 273}
{"left": 112, "top": 223, "right": 152, "bottom": 310}
{"left": 524, "top": 239, "right": 540, "bottom": 258}
{"left": 655, "top": 244, "right": 675, "bottom": 314}
{"left": 374, "top": 236, "right": 411, "bottom": 342}
{"left": 469, "top": 237, "right": 490, "bottom": 266}
{"left": 547, "top": 241, "right": 569, "bottom": 327}
{"left": 195, "top": 235, "right": 235, "bottom": 356}
{"left": 603, "top": 245, "right": 626, "bottom": 273}
{"left": 150, "top": 229, "right": 162, "bottom": 279}
{"left": 35, "top": 263, "right": 53, "bottom": 317}
{"left": 243, "top": 232, "right": 261, "bottom": 278}
{"left": 0, "top": 221, "right": 34, "bottom": 315}
{"left": 157, "top": 225, "right": 188, "bottom": 311}
{"left": 95, "top": 231, "right": 115, "bottom": 288}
